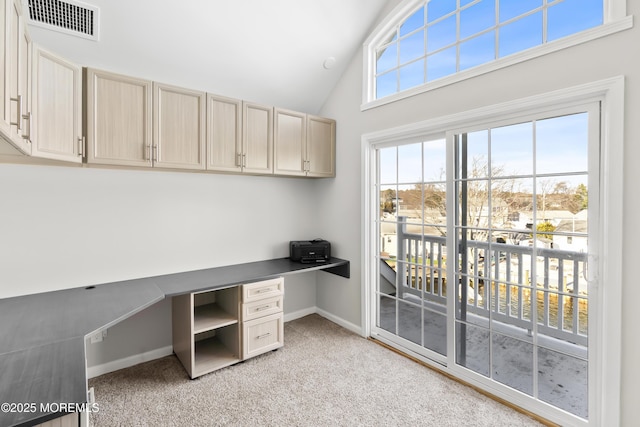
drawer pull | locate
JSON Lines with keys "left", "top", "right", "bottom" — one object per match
{"left": 256, "top": 288, "right": 272, "bottom": 294}
{"left": 256, "top": 332, "right": 272, "bottom": 340}
{"left": 256, "top": 305, "right": 271, "bottom": 312}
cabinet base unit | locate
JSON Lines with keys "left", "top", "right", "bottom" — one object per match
{"left": 171, "top": 278, "right": 285, "bottom": 379}
{"left": 242, "top": 312, "right": 284, "bottom": 360}
{"left": 241, "top": 277, "right": 284, "bottom": 360}
{"left": 193, "top": 327, "right": 240, "bottom": 377}
{"left": 172, "top": 286, "right": 241, "bottom": 379}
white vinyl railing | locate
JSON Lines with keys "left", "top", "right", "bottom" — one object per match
{"left": 393, "top": 217, "right": 588, "bottom": 347}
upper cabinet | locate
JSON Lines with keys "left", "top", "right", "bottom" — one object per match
{"left": 31, "top": 46, "right": 82, "bottom": 162}
{"left": 153, "top": 82, "right": 206, "bottom": 170}
{"left": 0, "top": 22, "right": 336, "bottom": 177}
{"left": 274, "top": 109, "right": 335, "bottom": 178}
{"left": 85, "top": 68, "right": 153, "bottom": 167}
{"left": 306, "top": 115, "right": 335, "bottom": 178}
{"left": 206, "top": 94, "right": 242, "bottom": 173}
{"left": 1, "top": 0, "right": 31, "bottom": 154}
{"left": 274, "top": 108, "right": 306, "bottom": 177}
{"left": 242, "top": 102, "right": 273, "bottom": 174}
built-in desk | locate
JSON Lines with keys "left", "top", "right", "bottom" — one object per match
{"left": 0, "top": 257, "right": 349, "bottom": 427}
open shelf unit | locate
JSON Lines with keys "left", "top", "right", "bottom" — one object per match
{"left": 172, "top": 286, "right": 241, "bottom": 379}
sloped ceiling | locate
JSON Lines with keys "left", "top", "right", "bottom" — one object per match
{"left": 25, "top": 0, "right": 390, "bottom": 114}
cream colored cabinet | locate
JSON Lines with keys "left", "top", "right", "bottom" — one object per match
{"left": 274, "top": 108, "right": 306, "bottom": 176}
{"left": 85, "top": 68, "right": 153, "bottom": 167}
{"left": 2, "top": 0, "right": 31, "bottom": 154}
{"left": 31, "top": 46, "right": 82, "bottom": 162}
{"left": 242, "top": 101, "right": 273, "bottom": 174}
{"left": 306, "top": 115, "right": 335, "bottom": 177}
{"left": 33, "top": 412, "right": 78, "bottom": 427}
{"left": 206, "top": 94, "right": 242, "bottom": 172}
{"left": 0, "top": 0, "right": 8, "bottom": 138}
{"left": 153, "top": 82, "right": 206, "bottom": 170}
{"left": 241, "top": 277, "right": 284, "bottom": 360}
{"left": 172, "top": 286, "right": 241, "bottom": 379}
{"left": 274, "top": 109, "right": 335, "bottom": 178}
{"left": 171, "top": 277, "right": 284, "bottom": 379}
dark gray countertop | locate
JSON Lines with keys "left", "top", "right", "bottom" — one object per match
{"left": 0, "top": 257, "right": 349, "bottom": 427}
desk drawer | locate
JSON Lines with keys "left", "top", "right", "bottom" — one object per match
{"left": 242, "top": 277, "right": 283, "bottom": 303}
{"left": 242, "top": 295, "right": 283, "bottom": 321}
{"left": 242, "top": 313, "right": 283, "bottom": 359}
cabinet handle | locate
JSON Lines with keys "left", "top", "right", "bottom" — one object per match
{"left": 78, "top": 137, "right": 85, "bottom": 157}
{"left": 256, "top": 332, "right": 272, "bottom": 340}
{"left": 152, "top": 145, "right": 158, "bottom": 162}
{"left": 242, "top": 153, "right": 247, "bottom": 168}
{"left": 256, "top": 305, "right": 271, "bottom": 312}
{"left": 9, "top": 95, "right": 22, "bottom": 130}
{"left": 21, "top": 112, "right": 31, "bottom": 142}
{"left": 256, "top": 288, "right": 271, "bottom": 294}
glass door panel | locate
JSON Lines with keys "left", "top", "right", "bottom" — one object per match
{"left": 453, "top": 110, "right": 593, "bottom": 419}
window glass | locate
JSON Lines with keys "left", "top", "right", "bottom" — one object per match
{"left": 400, "top": 7, "right": 424, "bottom": 35}
{"left": 400, "top": 60, "right": 425, "bottom": 91}
{"left": 427, "top": 46, "right": 457, "bottom": 81}
{"left": 499, "top": 12, "right": 543, "bottom": 57}
{"left": 376, "top": 71, "right": 398, "bottom": 99}
{"left": 459, "top": 31, "right": 495, "bottom": 71}
{"left": 499, "top": 0, "right": 542, "bottom": 22}
{"left": 547, "top": 0, "right": 603, "bottom": 41}
{"left": 376, "top": 43, "right": 397, "bottom": 74}
{"left": 400, "top": 30, "right": 425, "bottom": 64}
{"left": 370, "top": 0, "right": 605, "bottom": 101}
{"left": 398, "top": 143, "right": 423, "bottom": 183}
{"left": 536, "top": 113, "right": 588, "bottom": 174}
{"left": 460, "top": 0, "right": 496, "bottom": 40}
{"left": 491, "top": 122, "right": 534, "bottom": 176}
{"left": 427, "top": 0, "right": 456, "bottom": 23}
{"left": 427, "top": 14, "right": 456, "bottom": 52}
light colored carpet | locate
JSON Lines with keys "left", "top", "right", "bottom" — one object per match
{"left": 89, "top": 314, "right": 543, "bottom": 426}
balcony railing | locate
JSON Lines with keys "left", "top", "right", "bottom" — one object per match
{"left": 392, "top": 217, "right": 588, "bottom": 347}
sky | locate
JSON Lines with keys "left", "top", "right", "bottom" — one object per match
{"left": 378, "top": 112, "right": 590, "bottom": 191}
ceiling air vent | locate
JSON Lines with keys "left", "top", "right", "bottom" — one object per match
{"left": 26, "top": 0, "right": 99, "bottom": 41}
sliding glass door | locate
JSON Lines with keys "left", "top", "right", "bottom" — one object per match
{"left": 371, "top": 103, "right": 599, "bottom": 422}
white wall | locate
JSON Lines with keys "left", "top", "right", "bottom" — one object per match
{"left": 316, "top": 0, "right": 640, "bottom": 425}
{"left": 0, "top": 163, "right": 322, "bottom": 366}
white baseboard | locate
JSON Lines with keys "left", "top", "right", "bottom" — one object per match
{"left": 86, "top": 309, "right": 363, "bottom": 378}
{"left": 86, "top": 345, "right": 174, "bottom": 379}
{"left": 315, "top": 307, "right": 364, "bottom": 336}
{"left": 283, "top": 306, "right": 317, "bottom": 322}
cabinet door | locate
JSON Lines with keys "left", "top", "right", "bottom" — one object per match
{"left": 242, "top": 313, "right": 284, "bottom": 360}
{"left": 85, "top": 68, "right": 152, "bottom": 167}
{"left": 4, "top": 0, "right": 30, "bottom": 153}
{"left": 206, "top": 94, "right": 241, "bottom": 173}
{"left": 31, "top": 46, "right": 82, "bottom": 162}
{"left": 242, "top": 101, "right": 273, "bottom": 174}
{"left": 306, "top": 115, "right": 335, "bottom": 178}
{"left": 0, "top": 0, "right": 8, "bottom": 138}
{"left": 153, "top": 82, "right": 206, "bottom": 170}
{"left": 274, "top": 108, "right": 306, "bottom": 176}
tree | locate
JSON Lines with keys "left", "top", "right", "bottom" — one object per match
{"left": 536, "top": 221, "right": 556, "bottom": 240}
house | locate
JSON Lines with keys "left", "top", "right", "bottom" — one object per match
{"left": 0, "top": 0, "right": 638, "bottom": 426}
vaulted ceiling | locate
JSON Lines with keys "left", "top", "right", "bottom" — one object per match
{"left": 25, "top": 0, "right": 391, "bottom": 113}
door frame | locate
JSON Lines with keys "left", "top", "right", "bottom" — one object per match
{"left": 361, "top": 76, "right": 624, "bottom": 426}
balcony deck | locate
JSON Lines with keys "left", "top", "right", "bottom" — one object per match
{"left": 377, "top": 217, "right": 589, "bottom": 419}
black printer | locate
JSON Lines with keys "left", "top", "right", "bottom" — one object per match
{"left": 289, "top": 239, "right": 331, "bottom": 263}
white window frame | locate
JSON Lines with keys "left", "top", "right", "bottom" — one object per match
{"left": 361, "top": 0, "right": 632, "bottom": 110}
{"left": 361, "top": 76, "right": 624, "bottom": 425}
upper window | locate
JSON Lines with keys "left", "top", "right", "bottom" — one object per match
{"left": 364, "top": 0, "right": 630, "bottom": 108}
